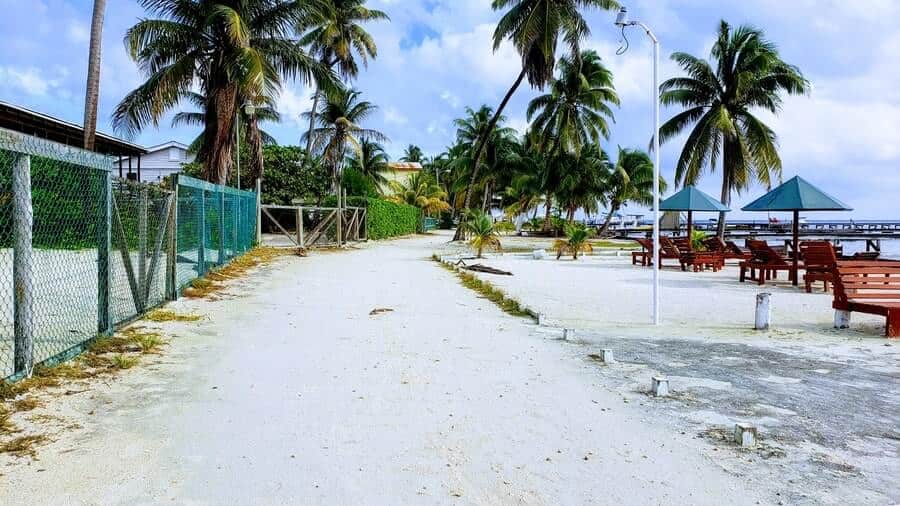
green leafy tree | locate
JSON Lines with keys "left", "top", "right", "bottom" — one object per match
{"left": 346, "top": 137, "right": 390, "bottom": 190}
{"left": 114, "top": 0, "right": 335, "bottom": 184}
{"left": 659, "top": 20, "right": 809, "bottom": 237}
{"left": 304, "top": 87, "right": 388, "bottom": 189}
{"left": 466, "top": 211, "right": 502, "bottom": 258}
{"left": 553, "top": 144, "right": 611, "bottom": 223}
{"left": 554, "top": 223, "right": 595, "bottom": 259}
{"left": 461, "top": 0, "right": 620, "bottom": 216}
{"left": 301, "top": 0, "right": 389, "bottom": 152}
{"left": 400, "top": 144, "right": 424, "bottom": 163}
{"left": 387, "top": 172, "right": 451, "bottom": 215}
{"left": 527, "top": 50, "right": 619, "bottom": 155}
{"left": 596, "top": 147, "right": 666, "bottom": 236}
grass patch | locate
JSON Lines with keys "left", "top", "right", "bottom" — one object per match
{"left": 145, "top": 309, "right": 203, "bottom": 323}
{"left": 590, "top": 239, "right": 639, "bottom": 250}
{"left": 434, "top": 259, "right": 537, "bottom": 321}
{"left": 12, "top": 397, "right": 41, "bottom": 412}
{"left": 183, "top": 247, "right": 295, "bottom": 299}
{"left": 112, "top": 355, "right": 139, "bottom": 370}
{"left": 119, "top": 327, "right": 166, "bottom": 354}
{"left": 0, "top": 434, "right": 47, "bottom": 458}
{"left": 0, "top": 406, "right": 16, "bottom": 435}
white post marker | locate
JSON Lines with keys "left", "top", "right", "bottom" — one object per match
{"left": 834, "top": 309, "right": 851, "bottom": 329}
{"left": 615, "top": 6, "right": 661, "bottom": 325}
{"left": 651, "top": 376, "right": 669, "bottom": 397}
{"left": 734, "top": 423, "right": 758, "bottom": 447}
{"left": 600, "top": 349, "right": 615, "bottom": 364}
{"left": 755, "top": 292, "right": 772, "bottom": 330}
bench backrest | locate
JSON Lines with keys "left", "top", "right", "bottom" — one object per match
{"left": 703, "top": 236, "right": 726, "bottom": 254}
{"left": 632, "top": 238, "right": 653, "bottom": 251}
{"left": 833, "top": 260, "right": 900, "bottom": 304}
{"left": 660, "top": 236, "right": 683, "bottom": 256}
{"left": 746, "top": 240, "right": 788, "bottom": 265}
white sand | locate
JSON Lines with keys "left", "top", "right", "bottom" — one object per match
{"left": 0, "top": 234, "right": 775, "bottom": 504}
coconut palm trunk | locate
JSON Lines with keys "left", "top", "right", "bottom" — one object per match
{"left": 542, "top": 195, "right": 553, "bottom": 232}
{"left": 305, "top": 89, "right": 320, "bottom": 154}
{"left": 453, "top": 67, "right": 527, "bottom": 240}
{"left": 597, "top": 203, "right": 620, "bottom": 237}
{"left": 205, "top": 85, "right": 238, "bottom": 185}
{"left": 246, "top": 116, "right": 265, "bottom": 184}
{"left": 82, "top": 0, "right": 106, "bottom": 151}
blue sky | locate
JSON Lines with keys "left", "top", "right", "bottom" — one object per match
{"left": 1, "top": 0, "right": 898, "bottom": 219}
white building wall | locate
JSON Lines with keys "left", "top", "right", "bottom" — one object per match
{"left": 120, "top": 144, "right": 194, "bottom": 183}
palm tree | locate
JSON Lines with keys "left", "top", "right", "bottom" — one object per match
{"left": 114, "top": 0, "right": 335, "bottom": 184}
{"left": 304, "top": 87, "right": 388, "bottom": 189}
{"left": 400, "top": 144, "right": 424, "bottom": 163}
{"left": 451, "top": 106, "right": 517, "bottom": 217}
{"left": 659, "top": 21, "right": 809, "bottom": 237}
{"left": 467, "top": 211, "right": 502, "bottom": 258}
{"left": 346, "top": 137, "right": 390, "bottom": 189}
{"left": 461, "top": 0, "right": 620, "bottom": 217}
{"left": 301, "top": 0, "right": 389, "bottom": 153}
{"left": 527, "top": 50, "right": 619, "bottom": 155}
{"left": 553, "top": 144, "right": 611, "bottom": 223}
{"left": 387, "top": 172, "right": 450, "bottom": 215}
{"left": 554, "top": 223, "right": 595, "bottom": 259}
{"left": 82, "top": 0, "right": 106, "bottom": 150}
{"left": 173, "top": 91, "right": 281, "bottom": 183}
{"left": 596, "top": 147, "right": 665, "bottom": 236}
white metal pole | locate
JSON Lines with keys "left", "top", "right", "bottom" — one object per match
{"left": 235, "top": 110, "right": 241, "bottom": 189}
{"left": 652, "top": 36, "right": 661, "bottom": 325}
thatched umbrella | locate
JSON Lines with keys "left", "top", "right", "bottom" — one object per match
{"left": 742, "top": 176, "right": 852, "bottom": 285}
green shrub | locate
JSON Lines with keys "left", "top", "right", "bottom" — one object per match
{"left": 365, "top": 198, "right": 422, "bottom": 239}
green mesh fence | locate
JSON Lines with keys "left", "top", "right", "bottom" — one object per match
{"left": 0, "top": 129, "right": 258, "bottom": 380}
{"left": 174, "top": 175, "right": 257, "bottom": 291}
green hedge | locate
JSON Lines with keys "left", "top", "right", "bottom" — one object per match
{"left": 324, "top": 196, "right": 422, "bottom": 239}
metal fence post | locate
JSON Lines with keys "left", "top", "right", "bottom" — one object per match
{"left": 218, "top": 188, "right": 226, "bottom": 264}
{"left": 198, "top": 188, "right": 206, "bottom": 275}
{"left": 255, "top": 178, "right": 262, "bottom": 245}
{"left": 12, "top": 154, "right": 34, "bottom": 376}
{"left": 97, "top": 170, "right": 112, "bottom": 335}
{"left": 138, "top": 186, "right": 148, "bottom": 307}
{"left": 166, "top": 176, "right": 178, "bottom": 300}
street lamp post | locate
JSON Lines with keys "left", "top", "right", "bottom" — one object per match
{"left": 615, "top": 7, "right": 661, "bottom": 325}
{"left": 235, "top": 101, "right": 256, "bottom": 189}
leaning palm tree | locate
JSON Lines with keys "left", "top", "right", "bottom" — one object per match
{"left": 346, "top": 137, "right": 390, "bottom": 189}
{"left": 659, "top": 20, "right": 809, "bottom": 237}
{"left": 554, "top": 223, "right": 595, "bottom": 259}
{"left": 301, "top": 0, "right": 389, "bottom": 153}
{"left": 596, "top": 147, "right": 665, "bottom": 236}
{"left": 460, "top": 0, "right": 620, "bottom": 217}
{"left": 82, "top": 0, "right": 106, "bottom": 150}
{"left": 400, "top": 144, "right": 424, "bottom": 163}
{"left": 304, "top": 87, "right": 388, "bottom": 188}
{"left": 527, "top": 50, "right": 619, "bottom": 155}
{"left": 388, "top": 172, "right": 451, "bottom": 216}
{"left": 114, "top": 0, "right": 335, "bottom": 184}
{"left": 553, "top": 144, "right": 611, "bottom": 223}
{"left": 467, "top": 211, "right": 502, "bottom": 258}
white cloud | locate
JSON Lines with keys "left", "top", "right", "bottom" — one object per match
{"left": 274, "top": 84, "right": 313, "bottom": 130}
{"left": 439, "top": 90, "right": 460, "bottom": 109}
{"left": 67, "top": 21, "right": 89, "bottom": 43}
{"left": 0, "top": 66, "right": 62, "bottom": 96}
{"left": 383, "top": 106, "right": 409, "bottom": 125}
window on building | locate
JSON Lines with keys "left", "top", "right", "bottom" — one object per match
{"left": 168, "top": 147, "right": 181, "bottom": 161}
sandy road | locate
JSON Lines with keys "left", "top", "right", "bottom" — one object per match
{"left": 2, "top": 235, "right": 767, "bottom": 504}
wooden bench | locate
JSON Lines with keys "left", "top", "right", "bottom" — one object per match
{"left": 740, "top": 240, "right": 795, "bottom": 285}
{"left": 832, "top": 260, "right": 900, "bottom": 337}
{"left": 799, "top": 241, "right": 838, "bottom": 293}
{"left": 630, "top": 237, "right": 682, "bottom": 267}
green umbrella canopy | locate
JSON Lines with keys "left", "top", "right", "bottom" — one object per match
{"left": 659, "top": 186, "right": 730, "bottom": 212}
{"left": 742, "top": 176, "right": 852, "bottom": 212}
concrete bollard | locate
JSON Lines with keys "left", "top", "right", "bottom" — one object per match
{"left": 538, "top": 313, "right": 546, "bottom": 326}
{"left": 755, "top": 293, "right": 772, "bottom": 330}
{"left": 563, "top": 328, "right": 575, "bottom": 340}
{"left": 651, "top": 376, "right": 669, "bottom": 397}
{"left": 734, "top": 423, "right": 758, "bottom": 447}
{"left": 834, "top": 309, "right": 851, "bottom": 329}
{"left": 599, "top": 349, "right": 615, "bottom": 364}
{"left": 532, "top": 249, "right": 547, "bottom": 260}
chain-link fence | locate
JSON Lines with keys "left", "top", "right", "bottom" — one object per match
{"left": 0, "top": 129, "right": 258, "bottom": 380}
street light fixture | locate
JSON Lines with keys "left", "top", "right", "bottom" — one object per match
{"left": 615, "top": 6, "right": 662, "bottom": 325}
{"left": 235, "top": 101, "right": 256, "bottom": 189}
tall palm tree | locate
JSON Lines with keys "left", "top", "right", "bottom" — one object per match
{"left": 304, "top": 87, "right": 388, "bottom": 189}
{"left": 301, "top": 0, "right": 389, "bottom": 153}
{"left": 659, "top": 20, "right": 809, "bottom": 237}
{"left": 82, "top": 0, "right": 106, "bottom": 150}
{"left": 553, "top": 144, "right": 610, "bottom": 222}
{"left": 387, "top": 172, "right": 450, "bottom": 215}
{"left": 596, "top": 147, "right": 665, "bottom": 236}
{"left": 527, "top": 50, "right": 619, "bottom": 155}
{"left": 400, "top": 144, "right": 424, "bottom": 163}
{"left": 172, "top": 92, "right": 281, "bottom": 184}
{"left": 460, "top": 0, "right": 620, "bottom": 218}
{"left": 451, "top": 106, "right": 517, "bottom": 215}
{"left": 346, "top": 137, "right": 390, "bottom": 189}
{"left": 114, "top": 0, "right": 334, "bottom": 184}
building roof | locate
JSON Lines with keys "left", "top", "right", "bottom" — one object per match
{"left": 0, "top": 100, "right": 147, "bottom": 156}
{"left": 387, "top": 162, "right": 422, "bottom": 172}
{"left": 143, "top": 141, "right": 190, "bottom": 153}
